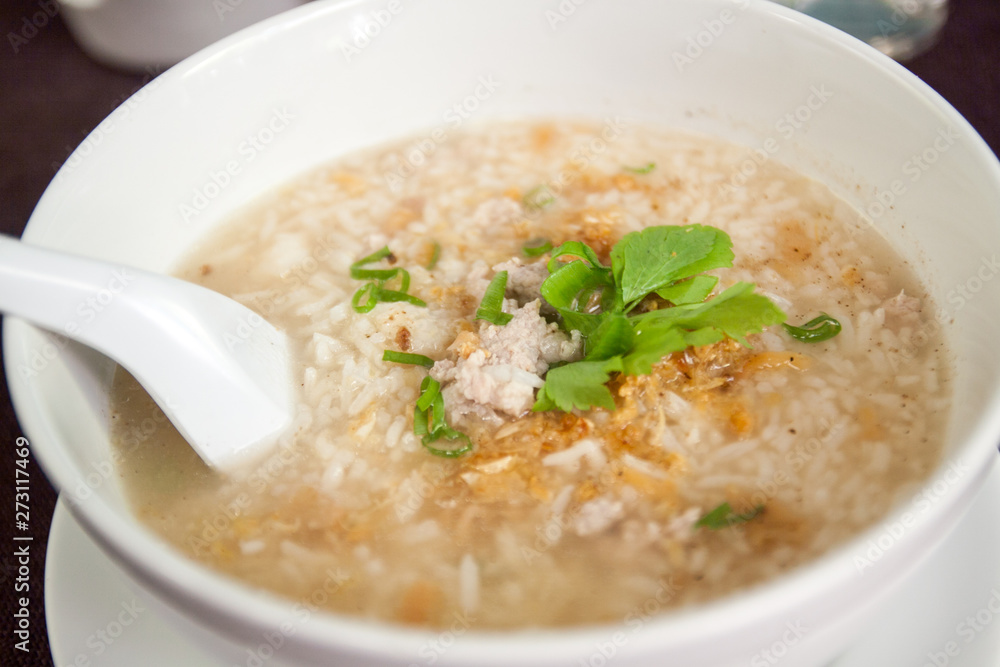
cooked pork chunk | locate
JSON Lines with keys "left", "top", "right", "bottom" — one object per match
{"left": 492, "top": 257, "right": 550, "bottom": 306}
{"left": 431, "top": 299, "right": 582, "bottom": 422}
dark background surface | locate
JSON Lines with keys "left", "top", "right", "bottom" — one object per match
{"left": 0, "top": 0, "right": 998, "bottom": 665}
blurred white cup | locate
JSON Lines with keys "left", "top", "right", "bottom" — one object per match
{"left": 57, "top": 0, "right": 311, "bottom": 70}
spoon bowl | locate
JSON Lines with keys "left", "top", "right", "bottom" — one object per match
{"left": 0, "top": 234, "right": 292, "bottom": 469}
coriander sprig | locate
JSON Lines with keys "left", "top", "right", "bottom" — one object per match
{"left": 532, "top": 224, "right": 786, "bottom": 412}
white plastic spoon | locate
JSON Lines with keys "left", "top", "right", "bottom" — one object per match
{"left": 0, "top": 235, "right": 293, "bottom": 470}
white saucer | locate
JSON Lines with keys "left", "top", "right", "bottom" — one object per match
{"left": 46, "top": 457, "right": 1000, "bottom": 666}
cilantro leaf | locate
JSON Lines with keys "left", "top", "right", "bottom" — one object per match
{"left": 533, "top": 357, "right": 623, "bottom": 412}
{"left": 584, "top": 313, "right": 634, "bottom": 361}
{"left": 633, "top": 282, "right": 785, "bottom": 347}
{"left": 622, "top": 323, "right": 723, "bottom": 376}
{"left": 611, "top": 225, "right": 734, "bottom": 311}
{"left": 656, "top": 274, "right": 718, "bottom": 305}
{"left": 546, "top": 241, "right": 609, "bottom": 274}
{"left": 540, "top": 258, "right": 614, "bottom": 338}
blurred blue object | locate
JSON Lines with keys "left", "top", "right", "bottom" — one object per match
{"left": 773, "top": 0, "right": 948, "bottom": 60}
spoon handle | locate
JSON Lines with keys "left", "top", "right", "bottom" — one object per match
{"left": 0, "top": 234, "right": 140, "bottom": 345}
{"left": 0, "top": 235, "right": 292, "bottom": 469}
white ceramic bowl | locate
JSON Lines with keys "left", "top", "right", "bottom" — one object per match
{"left": 8, "top": 0, "right": 1000, "bottom": 665}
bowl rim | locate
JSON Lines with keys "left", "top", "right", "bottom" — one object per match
{"left": 10, "top": 0, "right": 1000, "bottom": 661}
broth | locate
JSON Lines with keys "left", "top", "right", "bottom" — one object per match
{"left": 109, "top": 121, "right": 950, "bottom": 629}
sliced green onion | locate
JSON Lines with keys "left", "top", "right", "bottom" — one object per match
{"left": 350, "top": 246, "right": 394, "bottom": 279}
{"left": 351, "top": 283, "right": 379, "bottom": 313}
{"left": 383, "top": 350, "right": 434, "bottom": 368}
{"left": 355, "top": 267, "right": 411, "bottom": 293}
{"left": 430, "top": 387, "right": 447, "bottom": 430}
{"left": 523, "top": 184, "right": 555, "bottom": 211}
{"left": 476, "top": 271, "right": 513, "bottom": 325}
{"left": 413, "top": 404, "right": 429, "bottom": 437}
{"left": 584, "top": 313, "right": 635, "bottom": 361}
{"left": 695, "top": 502, "right": 764, "bottom": 530}
{"left": 350, "top": 247, "right": 427, "bottom": 313}
{"left": 523, "top": 239, "right": 553, "bottom": 257}
{"left": 416, "top": 376, "right": 440, "bottom": 411}
{"left": 375, "top": 287, "right": 426, "bottom": 308}
{"left": 539, "top": 260, "right": 614, "bottom": 337}
{"left": 412, "top": 375, "right": 473, "bottom": 457}
{"left": 623, "top": 162, "right": 656, "bottom": 174}
{"left": 421, "top": 428, "right": 474, "bottom": 458}
{"left": 782, "top": 313, "right": 841, "bottom": 343}
{"left": 351, "top": 284, "right": 426, "bottom": 313}
{"left": 426, "top": 242, "right": 441, "bottom": 270}
{"left": 351, "top": 266, "right": 400, "bottom": 281}
{"left": 546, "top": 241, "right": 608, "bottom": 274}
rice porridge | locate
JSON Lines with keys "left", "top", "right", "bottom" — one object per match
{"left": 109, "top": 121, "right": 950, "bottom": 629}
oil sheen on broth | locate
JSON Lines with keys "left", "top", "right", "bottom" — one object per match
{"left": 109, "top": 121, "right": 950, "bottom": 629}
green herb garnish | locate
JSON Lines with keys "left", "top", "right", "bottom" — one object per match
{"left": 413, "top": 376, "right": 472, "bottom": 457}
{"left": 523, "top": 184, "right": 555, "bottom": 211}
{"left": 523, "top": 239, "right": 554, "bottom": 257}
{"left": 476, "top": 271, "right": 514, "bottom": 325}
{"left": 532, "top": 225, "right": 786, "bottom": 412}
{"left": 611, "top": 225, "right": 734, "bottom": 312}
{"left": 382, "top": 350, "right": 435, "bottom": 368}
{"left": 426, "top": 242, "right": 441, "bottom": 270}
{"left": 695, "top": 502, "right": 764, "bottom": 530}
{"left": 350, "top": 246, "right": 427, "bottom": 313}
{"left": 623, "top": 162, "right": 656, "bottom": 174}
{"left": 350, "top": 246, "right": 399, "bottom": 280}
{"left": 533, "top": 357, "right": 624, "bottom": 412}
{"left": 782, "top": 313, "right": 841, "bottom": 343}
